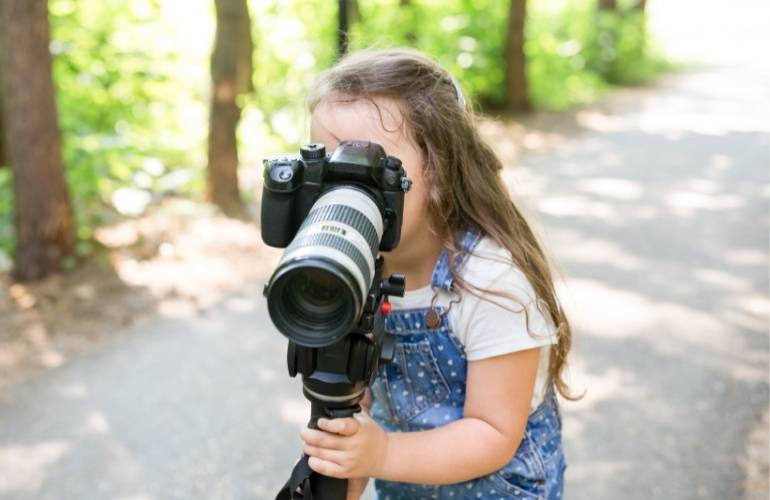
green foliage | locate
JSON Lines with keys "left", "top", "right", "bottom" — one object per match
{"left": 349, "top": 0, "right": 509, "bottom": 108}
{"left": 584, "top": 9, "right": 662, "bottom": 84}
{"left": 49, "top": 0, "right": 205, "bottom": 246}
{"left": 343, "top": 0, "right": 666, "bottom": 111}
{"left": 0, "top": 0, "right": 671, "bottom": 263}
{"left": 525, "top": 2, "right": 610, "bottom": 109}
{"left": 0, "top": 169, "right": 12, "bottom": 261}
{"left": 243, "top": 0, "right": 337, "bottom": 152}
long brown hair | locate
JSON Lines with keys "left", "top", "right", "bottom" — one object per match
{"left": 308, "top": 48, "right": 578, "bottom": 400}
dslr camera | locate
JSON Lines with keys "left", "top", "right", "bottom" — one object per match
{"left": 261, "top": 140, "right": 412, "bottom": 347}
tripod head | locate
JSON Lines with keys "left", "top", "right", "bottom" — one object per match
{"left": 286, "top": 256, "right": 405, "bottom": 421}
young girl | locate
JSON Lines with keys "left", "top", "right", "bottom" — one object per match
{"left": 299, "top": 48, "right": 574, "bottom": 500}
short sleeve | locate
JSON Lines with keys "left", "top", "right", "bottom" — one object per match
{"left": 458, "top": 267, "right": 558, "bottom": 362}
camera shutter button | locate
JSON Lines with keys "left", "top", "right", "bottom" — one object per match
{"left": 384, "top": 156, "right": 402, "bottom": 171}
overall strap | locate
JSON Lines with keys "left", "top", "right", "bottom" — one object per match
{"left": 430, "top": 230, "right": 483, "bottom": 291}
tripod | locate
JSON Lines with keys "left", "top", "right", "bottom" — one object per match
{"left": 276, "top": 258, "right": 404, "bottom": 500}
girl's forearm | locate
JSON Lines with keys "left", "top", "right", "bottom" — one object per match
{"left": 374, "top": 417, "right": 520, "bottom": 485}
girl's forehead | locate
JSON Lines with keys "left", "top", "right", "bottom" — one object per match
{"left": 311, "top": 97, "right": 407, "bottom": 152}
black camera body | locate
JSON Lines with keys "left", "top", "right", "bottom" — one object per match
{"left": 263, "top": 140, "right": 410, "bottom": 500}
{"left": 261, "top": 140, "right": 412, "bottom": 251}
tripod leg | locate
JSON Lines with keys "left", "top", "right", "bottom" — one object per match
{"left": 309, "top": 472, "right": 348, "bottom": 500}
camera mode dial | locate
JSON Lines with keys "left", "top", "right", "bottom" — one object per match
{"left": 300, "top": 143, "right": 326, "bottom": 161}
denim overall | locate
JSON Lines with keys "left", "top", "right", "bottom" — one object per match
{"left": 370, "top": 231, "right": 566, "bottom": 500}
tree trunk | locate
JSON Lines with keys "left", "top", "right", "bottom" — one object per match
{"left": 207, "top": 0, "right": 253, "bottom": 217}
{"left": 634, "top": 0, "right": 647, "bottom": 12}
{"left": 0, "top": 80, "right": 6, "bottom": 167}
{"left": 598, "top": 0, "right": 617, "bottom": 9}
{"left": 337, "top": 0, "right": 350, "bottom": 58}
{"left": 504, "top": 0, "right": 530, "bottom": 113}
{"left": 0, "top": 0, "right": 75, "bottom": 281}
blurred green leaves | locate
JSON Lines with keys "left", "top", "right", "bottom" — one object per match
{"left": 0, "top": 0, "right": 670, "bottom": 264}
{"left": 46, "top": 0, "right": 207, "bottom": 256}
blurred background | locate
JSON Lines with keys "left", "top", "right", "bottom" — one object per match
{"left": 0, "top": 0, "right": 767, "bottom": 499}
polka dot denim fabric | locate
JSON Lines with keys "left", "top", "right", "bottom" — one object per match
{"left": 369, "top": 231, "right": 567, "bottom": 499}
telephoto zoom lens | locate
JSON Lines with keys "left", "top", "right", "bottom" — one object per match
{"left": 265, "top": 187, "right": 384, "bottom": 347}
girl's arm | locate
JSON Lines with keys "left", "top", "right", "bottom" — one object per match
{"left": 301, "top": 347, "right": 540, "bottom": 485}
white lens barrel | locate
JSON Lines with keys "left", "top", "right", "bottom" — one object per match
{"left": 278, "top": 187, "right": 384, "bottom": 311}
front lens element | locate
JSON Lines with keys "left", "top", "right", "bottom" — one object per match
{"left": 285, "top": 268, "right": 348, "bottom": 324}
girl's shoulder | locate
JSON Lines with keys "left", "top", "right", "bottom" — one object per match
{"left": 459, "top": 236, "right": 535, "bottom": 300}
{"left": 450, "top": 236, "right": 558, "bottom": 361}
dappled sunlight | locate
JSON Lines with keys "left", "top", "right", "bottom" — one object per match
{"left": 0, "top": 195, "right": 286, "bottom": 387}
{"left": 574, "top": 71, "right": 770, "bottom": 138}
{"left": 0, "top": 318, "right": 64, "bottom": 374}
{"left": 735, "top": 294, "right": 770, "bottom": 318}
{"left": 502, "top": 167, "right": 549, "bottom": 200}
{"left": 664, "top": 190, "right": 744, "bottom": 216}
{"left": 575, "top": 110, "right": 622, "bottom": 132}
{"left": 279, "top": 397, "right": 311, "bottom": 428}
{"left": 576, "top": 100, "right": 763, "bottom": 137}
{"left": 56, "top": 383, "right": 88, "bottom": 400}
{"left": 575, "top": 177, "right": 644, "bottom": 201}
{"left": 82, "top": 411, "right": 111, "bottom": 435}
{"left": 564, "top": 460, "right": 632, "bottom": 483}
{"left": 562, "top": 366, "right": 635, "bottom": 417}
{"left": 478, "top": 118, "right": 571, "bottom": 166}
{"left": 100, "top": 199, "right": 281, "bottom": 312}
{"left": 560, "top": 277, "right": 767, "bottom": 383}
{"left": 722, "top": 293, "right": 770, "bottom": 337}
{"left": 156, "top": 299, "right": 198, "bottom": 318}
{"left": 224, "top": 296, "right": 259, "bottom": 313}
{"left": 707, "top": 153, "right": 734, "bottom": 172}
{"left": 537, "top": 194, "right": 615, "bottom": 220}
{"left": 0, "top": 441, "right": 71, "bottom": 495}
{"left": 692, "top": 268, "right": 753, "bottom": 293}
{"left": 0, "top": 265, "right": 158, "bottom": 389}
{"left": 255, "top": 367, "right": 279, "bottom": 382}
{"left": 548, "top": 230, "right": 645, "bottom": 271}
{"left": 557, "top": 278, "right": 659, "bottom": 339}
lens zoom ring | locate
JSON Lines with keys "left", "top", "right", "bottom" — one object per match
{"left": 289, "top": 232, "right": 372, "bottom": 288}
{"left": 301, "top": 204, "right": 379, "bottom": 257}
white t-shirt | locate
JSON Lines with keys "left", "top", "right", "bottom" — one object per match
{"left": 388, "top": 237, "right": 558, "bottom": 412}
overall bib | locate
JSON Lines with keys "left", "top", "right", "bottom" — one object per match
{"left": 370, "top": 231, "right": 567, "bottom": 499}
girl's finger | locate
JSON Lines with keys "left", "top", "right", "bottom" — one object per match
{"left": 300, "top": 427, "right": 346, "bottom": 450}
{"left": 318, "top": 417, "right": 359, "bottom": 437}
{"left": 307, "top": 456, "right": 349, "bottom": 479}
{"left": 303, "top": 443, "right": 348, "bottom": 466}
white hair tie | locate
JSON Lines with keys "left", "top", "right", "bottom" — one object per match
{"left": 450, "top": 76, "right": 466, "bottom": 108}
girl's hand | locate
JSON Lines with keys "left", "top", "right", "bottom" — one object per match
{"left": 346, "top": 476, "right": 369, "bottom": 500}
{"left": 300, "top": 411, "right": 389, "bottom": 479}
